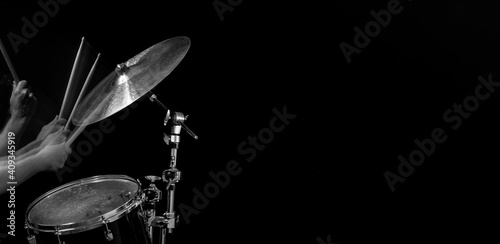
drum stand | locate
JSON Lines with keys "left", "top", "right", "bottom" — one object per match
{"left": 146, "top": 92, "right": 198, "bottom": 244}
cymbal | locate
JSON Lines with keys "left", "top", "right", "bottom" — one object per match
{"left": 71, "top": 36, "right": 190, "bottom": 126}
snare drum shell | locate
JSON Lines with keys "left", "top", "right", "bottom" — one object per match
{"left": 29, "top": 204, "right": 151, "bottom": 244}
{"left": 25, "top": 175, "right": 151, "bottom": 244}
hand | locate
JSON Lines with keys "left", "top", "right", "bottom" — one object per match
{"left": 36, "top": 116, "right": 67, "bottom": 141}
{"left": 37, "top": 129, "right": 72, "bottom": 172}
{"left": 40, "top": 127, "right": 71, "bottom": 148}
{"left": 37, "top": 142, "right": 72, "bottom": 172}
{"left": 9, "top": 80, "right": 37, "bottom": 121}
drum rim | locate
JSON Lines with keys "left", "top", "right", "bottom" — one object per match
{"left": 25, "top": 174, "right": 144, "bottom": 235}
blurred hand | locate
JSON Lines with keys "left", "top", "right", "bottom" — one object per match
{"left": 40, "top": 127, "right": 70, "bottom": 148}
{"left": 37, "top": 143, "right": 72, "bottom": 171}
{"left": 9, "top": 80, "right": 37, "bottom": 121}
{"left": 36, "top": 116, "right": 67, "bottom": 141}
{"left": 38, "top": 128, "right": 72, "bottom": 171}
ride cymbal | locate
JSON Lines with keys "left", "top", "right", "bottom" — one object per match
{"left": 72, "top": 36, "right": 190, "bottom": 126}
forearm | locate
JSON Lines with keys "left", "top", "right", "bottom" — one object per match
{"left": 15, "top": 139, "right": 43, "bottom": 159}
{"left": 0, "top": 154, "right": 42, "bottom": 195}
{"left": 0, "top": 117, "right": 28, "bottom": 156}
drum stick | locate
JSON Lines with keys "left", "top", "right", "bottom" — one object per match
{"left": 65, "top": 53, "right": 101, "bottom": 130}
{"left": 0, "top": 39, "right": 20, "bottom": 86}
{"left": 59, "top": 37, "right": 85, "bottom": 119}
{"left": 66, "top": 122, "right": 87, "bottom": 146}
{"left": 65, "top": 99, "right": 99, "bottom": 146}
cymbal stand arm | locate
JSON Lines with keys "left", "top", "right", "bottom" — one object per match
{"left": 148, "top": 92, "right": 169, "bottom": 112}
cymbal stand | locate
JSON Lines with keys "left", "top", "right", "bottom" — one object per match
{"left": 148, "top": 92, "right": 198, "bottom": 244}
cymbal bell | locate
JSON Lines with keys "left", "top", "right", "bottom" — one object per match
{"left": 72, "top": 36, "right": 190, "bottom": 126}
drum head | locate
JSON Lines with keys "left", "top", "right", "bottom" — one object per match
{"left": 27, "top": 175, "right": 140, "bottom": 230}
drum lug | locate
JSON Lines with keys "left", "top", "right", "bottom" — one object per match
{"left": 25, "top": 223, "right": 36, "bottom": 244}
{"left": 26, "top": 235, "right": 37, "bottom": 244}
{"left": 54, "top": 227, "right": 64, "bottom": 244}
{"left": 56, "top": 235, "right": 63, "bottom": 244}
{"left": 104, "top": 230, "right": 114, "bottom": 241}
{"left": 102, "top": 217, "right": 114, "bottom": 241}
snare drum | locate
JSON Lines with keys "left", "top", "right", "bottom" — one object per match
{"left": 25, "top": 175, "right": 151, "bottom": 244}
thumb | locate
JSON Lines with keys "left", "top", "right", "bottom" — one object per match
{"left": 16, "top": 80, "right": 27, "bottom": 92}
{"left": 56, "top": 118, "right": 67, "bottom": 126}
{"left": 61, "top": 129, "right": 71, "bottom": 138}
{"left": 64, "top": 144, "right": 72, "bottom": 154}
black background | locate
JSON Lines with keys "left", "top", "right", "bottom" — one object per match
{"left": 0, "top": 0, "right": 498, "bottom": 243}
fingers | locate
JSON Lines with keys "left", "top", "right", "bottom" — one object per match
{"left": 53, "top": 143, "right": 71, "bottom": 170}
{"left": 30, "top": 91, "right": 36, "bottom": 101}
{"left": 49, "top": 115, "right": 66, "bottom": 125}
{"left": 41, "top": 127, "right": 71, "bottom": 146}
{"left": 55, "top": 118, "right": 67, "bottom": 126}
{"left": 17, "top": 86, "right": 30, "bottom": 102}
{"left": 13, "top": 80, "right": 34, "bottom": 98}
{"left": 26, "top": 90, "right": 37, "bottom": 106}
{"left": 39, "top": 143, "right": 70, "bottom": 172}
{"left": 46, "top": 117, "right": 66, "bottom": 131}
{"left": 56, "top": 128, "right": 71, "bottom": 142}
{"left": 14, "top": 80, "right": 32, "bottom": 100}
{"left": 10, "top": 80, "right": 37, "bottom": 118}
{"left": 61, "top": 129, "right": 71, "bottom": 138}
{"left": 15, "top": 80, "right": 28, "bottom": 92}
{"left": 52, "top": 126, "right": 68, "bottom": 135}
{"left": 20, "top": 88, "right": 28, "bottom": 97}
{"left": 64, "top": 144, "right": 72, "bottom": 155}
